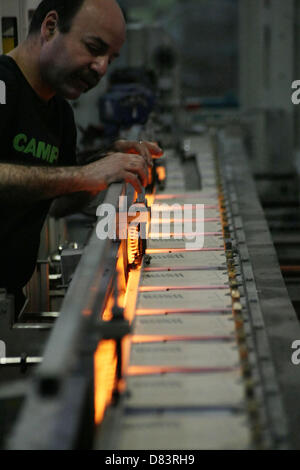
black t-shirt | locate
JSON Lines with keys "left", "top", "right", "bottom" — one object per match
{"left": 0, "top": 55, "right": 77, "bottom": 290}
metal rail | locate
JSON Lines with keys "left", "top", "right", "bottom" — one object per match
{"left": 216, "top": 128, "right": 300, "bottom": 449}
{"left": 7, "top": 182, "right": 132, "bottom": 450}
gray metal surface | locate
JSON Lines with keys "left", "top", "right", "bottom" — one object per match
{"left": 95, "top": 136, "right": 253, "bottom": 451}
{"left": 7, "top": 128, "right": 300, "bottom": 450}
{"left": 7, "top": 183, "right": 126, "bottom": 450}
{"left": 217, "top": 128, "right": 300, "bottom": 449}
{"left": 35, "top": 184, "right": 123, "bottom": 391}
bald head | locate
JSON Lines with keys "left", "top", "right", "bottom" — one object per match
{"left": 75, "top": 0, "right": 126, "bottom": 46}
{"left": 29, "top": 0, "right": 126, "bottom": 38}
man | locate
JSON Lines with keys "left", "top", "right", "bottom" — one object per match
{"left": 0, "top": 0, "right": 162, "bottom": 314}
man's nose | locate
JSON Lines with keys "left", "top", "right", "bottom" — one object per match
{"left": 90, "top": 55, "right": 109, "bottom": 78}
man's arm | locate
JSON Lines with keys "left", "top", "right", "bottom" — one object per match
{"left": 49, "top": 140, "right": 163, "bottom": 218}
{"left": 0, "top": 163, "right": 82, "bottom": 205}
{"left": 0, "top": 152, "right": 149, "bottom": 207}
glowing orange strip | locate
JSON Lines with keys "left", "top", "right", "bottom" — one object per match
{"left": 156, "top": 166, "right": 166, "bottom": 181}
{"left": 135, "top": 308, "right": 232, "bottom": 316}
{"left": 152, "top": 204, "right": 219, "bottom": 210}
{"left": 149, "top": 232, "right": 222, "bottom": 238}
{"left": 150, "top": 218, "right": 220, "bottom": 223}
{"left": 154, "top": 193, "right": 218, "bottom": 200}
{"left": 131, "top": 335, "right": 234, "bottom": 343}
{"left": 145, "top": 194, "right": 155, "bottom": 207}
{"left": 146, "top": 248, "right": 225, "bottom": 254}
{"left": 126, "top": 365, "right": 240, "bottom": 376}
{"left": 94, "top": 340, "right": 117, "bottom": 424}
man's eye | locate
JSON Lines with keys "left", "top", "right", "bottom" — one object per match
{"left": 88, "top": 46, "right": 98, "bottom": 54}
{"left": 87, "top": 44, "right": 102, "bottom": 55}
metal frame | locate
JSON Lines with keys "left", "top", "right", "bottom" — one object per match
{"left": 7, "top": 127, "right": 300, "bottom": 449}
{"left": 7, "top": 182, "right": 134, "bottom": 450}
{"left": 216, "top": 128, "right": 300, "bottom": 449}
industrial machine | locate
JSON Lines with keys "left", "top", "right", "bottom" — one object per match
{"left": 1, "top": 119, "right": 300, "bottom": 450}
{"left": 1, "top": 0, "right": 300, "bottom": 452}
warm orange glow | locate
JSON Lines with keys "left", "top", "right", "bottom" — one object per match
{"left": 94, "top": 255, "right": 142, "bottom": 424}
{"left": 127, "top": 226, "right": 139, "bottom": 266}
{"left": 126, "top": 365, "right": 239, "bottom": 376}
{"left": 127, "top": 148, "right": 162, "bottom": 159}
{"left": 148, "top": 167, "right": 153, "bottom": 186}
{"left": 94, "top": 252, "right": 126, "bottom": 424}
{"left": 150, "top": 218, "right": 220, "bottom": 223}
{"left": 146, "top": 247, "right": 224, "bottom": 254}
{"left": 131, "top": 335, "right": 232, "bottom": 343}
{"left": 118, "top": 246, "right": 127, "bottom": 280}
{"left": 123, "top": 269, "right": 142, "bottom": 323}
{"left": 93, "top": 182, "right": 233, "bottom": 426}
{"left": 116, "top": 254, "right": 127, "bottom": 308}
{"left": 145, "top": 194, "right": 155, "bottom": 207}
{"left": 148, "top": 232, "right": 222, "bottom": 238}
{"left": 156, "top": 166, "right": 166, "bottom": 182}
{"left": 102, "top": 251, "right": 127, "bottom": 322}
{"left": 102, "top": 294, "right": 114, "bottom": 321}
{"left": 154, "top": 193, "right": 218, "bottom": 200}
{"left": 151, "top": 204, "right": 219, "bottom": 210}
{"left": 136, "top": 307, "right": 232, "bottom": 316}
{"left": 82, "top": 308, "right": 92, "bottom": 317}
{"left": 94, "top": 340, "right": 117, "bottom": 424}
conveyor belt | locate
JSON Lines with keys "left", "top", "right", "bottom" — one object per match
{"left": 8, "top": 130, "right": 300, "bottom": 450}
{"left": 93, "top": 131, "right": 300, "bottom": 451}
{"left": 103, "top": 135, "right": 254, "bottom": 450}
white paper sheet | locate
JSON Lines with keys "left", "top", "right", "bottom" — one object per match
{"left": 129, "top": 340, "right": 240, "bottom": 368}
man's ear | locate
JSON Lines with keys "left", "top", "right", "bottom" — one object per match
{"left": 41, "top": 10, "right": 59, "bottom": 41}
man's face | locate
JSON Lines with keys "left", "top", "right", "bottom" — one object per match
{"left": 39, "top": 0, "right": 126, "bottom": 99}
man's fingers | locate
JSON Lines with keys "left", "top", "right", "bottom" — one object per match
{"left": 126, "top": 143, "right": 153, "bottom": 167}
{"left": 124, "top": 172, "right": 143, "bottom": 193}
{"left": 121, "top": 140, "right": 163, "bottom": 165}
{"left": 124, "top": 154, "right": 148, "bottom": 187}
{"left": 138, "top": 142, "right": 153, "bottom": 167}
{"left": 145, "top": 141, "right": 164, "bottom": 157}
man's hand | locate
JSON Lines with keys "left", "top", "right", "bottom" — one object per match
{"left": 80, "top": 152, "right": 149, "bottom": 194}
{"left": 113, "top": 140, "right": 163, "bottom": 167}
{"left": 0, "top": 146, "right": 155, "bottom": 208}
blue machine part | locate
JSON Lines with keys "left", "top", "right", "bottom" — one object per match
{"left": 99, "top": 84, "right": 155, "bottom": 127}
